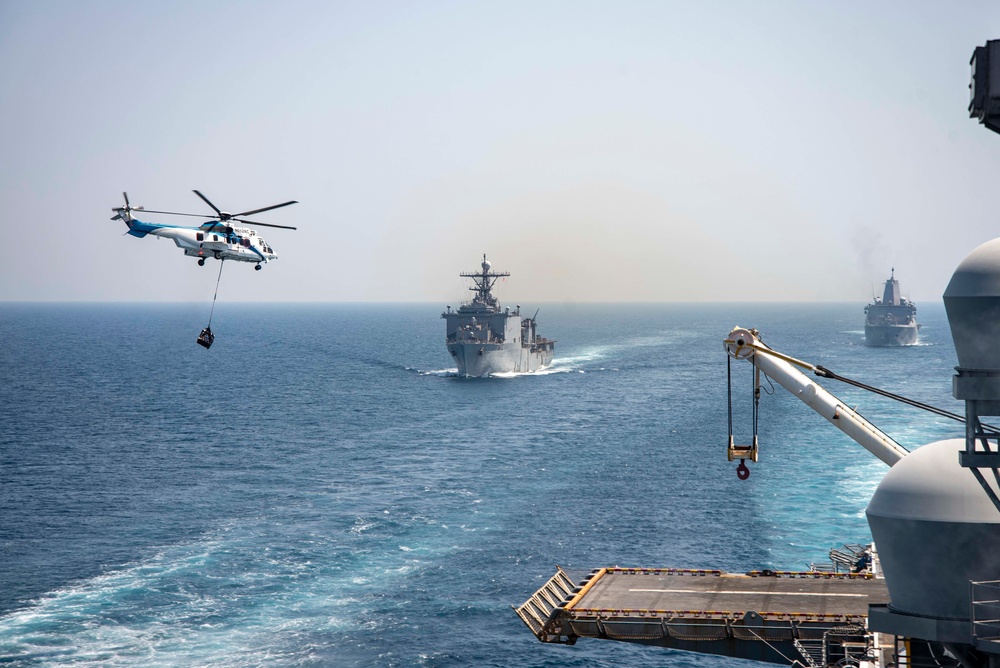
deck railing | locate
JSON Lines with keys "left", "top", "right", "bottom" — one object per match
{"left": 972, "top": 580, "right": 1000, "bottom": 648}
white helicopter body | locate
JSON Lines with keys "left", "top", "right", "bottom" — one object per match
{"left": 111, "top": 191, "right": 295, "bottom": 270}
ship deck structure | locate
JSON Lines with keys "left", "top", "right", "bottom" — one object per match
{"left": 517, "top": 562, "right": 895, "bottom": 666}
{"left": 442, "top": 254, "right": 554, "bottom": 377}
{"left": 864, "top": 269, "right": 919, "bottom": 346}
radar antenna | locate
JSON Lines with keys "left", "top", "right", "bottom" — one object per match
{"left": 459, "top": 254, "right": 510, "bottom": 308}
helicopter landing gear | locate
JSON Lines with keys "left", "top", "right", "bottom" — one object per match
{"left": 198, "top": 258, "right": 205, "bottom": 266}
{"left": 213, "top": 251, "right": 221, "bottom": 260}
{"left": 254, "top": 263, "right": 262, "bottom": 271}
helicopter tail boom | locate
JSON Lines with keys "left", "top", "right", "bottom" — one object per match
{"left": 111, "top": 210, "right": 154, "bottom": 238}
{"left": 112, "top": 209, "right": 164, "bottom": 239}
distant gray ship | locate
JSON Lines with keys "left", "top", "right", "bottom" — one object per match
{"left": 864, "top": 269, "right": 919, "bottom": 346}
{"left": 442, "top": 255, "right": 554, "bottom": 377}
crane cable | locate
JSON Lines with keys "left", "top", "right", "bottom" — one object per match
{"left": 752, "top": 354, "right": 760, "bottom": 444}
{"left": 741, "top": 340, "right": 1000, "bottom": 436}
{"left": 727, "top": 353, "right": 760, "bottom": 479}
{"left": 727, "top": 354, "right": 733, "bottom": 439}
{"left": 812, "top": 364, "right": 975, "bottom": 428}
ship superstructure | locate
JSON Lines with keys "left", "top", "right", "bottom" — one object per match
{"left": 864, "top": 269, "right": 919, "bottom": 346}
{"left": 442, "top": 255, "right": 554, "bottom": 377}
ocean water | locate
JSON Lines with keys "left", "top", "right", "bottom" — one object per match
{"left": 0, "top": 302, "right": 959, "bottom": 667}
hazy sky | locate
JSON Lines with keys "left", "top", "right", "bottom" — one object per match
{"left": 3, "top": 1, "right": 1000, "bottom": 303}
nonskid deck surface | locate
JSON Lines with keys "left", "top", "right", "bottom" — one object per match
{"left": 515, "top": 567, "right": 889, "bottom": 649}
{"left": 574, "top": 568, "right": 886, "bottom": 618}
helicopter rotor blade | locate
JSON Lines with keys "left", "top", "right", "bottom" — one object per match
{"left": 134, "top": 208, "right": 219, "bottom": 218}
{"left": 130, "top": 209, "right": 296, "bottom": 230}
{"left": 192, "top": 190, "right": 224, "bottom": 217}
{"left": 231, "top": 217, "right": 297, "bottom": 230}
{"left": 115, "top": 192, "right": 297, "bottom": 230}
{"left": 233, "top": 200, "right": 299, "bottom": 218}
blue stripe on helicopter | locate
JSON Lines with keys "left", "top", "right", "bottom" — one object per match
{"left": 126, "top": 218, "right": 194, "bottom": 239}
{"left": 125, "top": 219, "right": 165, "bottom": 238}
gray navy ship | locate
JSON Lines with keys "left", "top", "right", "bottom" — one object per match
{"left": 864, "top": 269, "right": 919, "bottom": 346}
{"left": 442, "top": 255, "right": 554, "bottom": 377}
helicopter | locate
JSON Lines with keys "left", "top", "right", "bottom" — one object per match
{"left": 111, "top": 190, "right": 297, "bottom": 270}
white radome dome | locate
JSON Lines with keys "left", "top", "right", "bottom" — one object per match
{"left": 867, "top": 439, "right": 1000, "bottom": 524}
{"left": 867, "top": 438, "right": 1000, "bottom": 621}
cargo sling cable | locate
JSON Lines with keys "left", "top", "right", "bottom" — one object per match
{"left": 197, "top": 259, "right": 224, "bottom": 349}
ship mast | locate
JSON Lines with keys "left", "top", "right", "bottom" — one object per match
{"left": 459, "top": 254, "right": 509, "bottom": 308}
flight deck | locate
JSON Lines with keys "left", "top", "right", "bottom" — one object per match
{"left": 516, "top": 567, "right": 891, "bottom": 666}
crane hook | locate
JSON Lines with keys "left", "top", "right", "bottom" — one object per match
{"left": 736, "top": 459, "right": 751, "bottom": 480}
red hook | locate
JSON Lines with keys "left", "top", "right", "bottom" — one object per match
{"left": 736, "top": 459, "right": 750, "bottom": 480}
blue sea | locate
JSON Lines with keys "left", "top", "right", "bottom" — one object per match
{"left": 0, "top": 302, "right": 960, "bottom": 667}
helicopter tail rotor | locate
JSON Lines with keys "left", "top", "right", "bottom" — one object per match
{"left": 111, "top": 192, "right": 133, "bottom": 221}
{"left": 110, "top": 192, "right": 145, "bottom": 225}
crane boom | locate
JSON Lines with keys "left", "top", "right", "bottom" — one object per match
{"left": 725, "top": 327, "right": 908, "bottom": 467}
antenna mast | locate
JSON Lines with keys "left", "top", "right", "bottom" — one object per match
{"left": 459, "top": 254, "right": 509, "bottom": 307}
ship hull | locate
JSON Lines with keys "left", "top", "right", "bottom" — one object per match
{"left": 864, "top": 273, "right": 919, "bottom": 346}
{"left": 448, "top": 342, "right": 553, "bottom": 377}
{"left": 864, "top": 324, "right": 919, "bottom": 346}
{"left": 443, "top": 256, "right": 555, "bottom": 377}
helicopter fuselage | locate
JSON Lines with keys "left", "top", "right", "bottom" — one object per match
{"left": 122, "top": 215, "right": 278, "bottom": 265}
